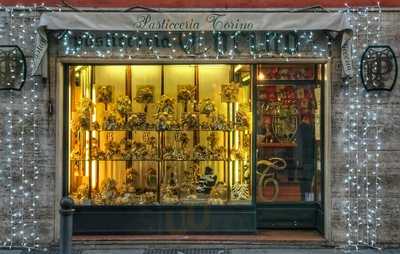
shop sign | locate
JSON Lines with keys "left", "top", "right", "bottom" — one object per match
{"left": 60, "top": 31, "right": 315, "bottom": 57}
{"left": 33, "top": 12, "right": 353, "bottom": 78}
{"left": 132, "top": 14, "right": 255, "bottom": 31}
{"left": 0, "top": 45, "right": 26, "bottom": 91}
{"left": 361, "top": 45, "right": 398, "bottom": 91}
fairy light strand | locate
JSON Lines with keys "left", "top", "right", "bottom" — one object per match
{"left": 0, "top": 3, "right": 387, "bottom": 252}
{"left": 343, "top": 3, "right": 383, "bottom": 250}
{"left": 0, "top": 5, "right": 43, "bottom": 252}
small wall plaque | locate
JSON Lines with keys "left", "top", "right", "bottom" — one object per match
{"left": 361, "top": 45, "right": 398, "bottom": 92}
{"left": 0, "top": 45, "right": 27, "bottom": 91}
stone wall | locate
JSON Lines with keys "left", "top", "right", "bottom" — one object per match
{"left": 0, "top": 9, "right": 399, "bottom": 247}
{"left": 330, "top": 12, "right": 400, "bottom": 245}
{"left": 0, "top": 11, "right": 57, "bottom": 245}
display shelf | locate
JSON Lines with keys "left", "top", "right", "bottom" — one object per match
{"left": 76, "top": 128, "right": 246, "bottom": 132}
{"left": 257, "top": 142, "right": 297, "bottom": 148}
{"left": 68, "top": 64, "right": 253, "bottom": 213}
{"left": 75, "top": 201, "right": 253, "bottom": 207}
{"left": 70, "top": 159, "right": 160, "bottom": 162}
{"left": 70, "top": 159, "right": 246, "bottom": 162}
{"left": 257, "top": 80, "right": 320, "bottom": 86}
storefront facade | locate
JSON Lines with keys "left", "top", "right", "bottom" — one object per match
{"left": 0, "top": 1, "right": 400, "bottom": 249}
{"left": 35, "top": 12, "right": 343, "bottom": 235}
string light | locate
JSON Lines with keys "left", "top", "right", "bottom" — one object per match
{"left": 0, "top": 4, "right": 43, "bottom": 252}
{"left": 58, "top": 30, "right": 331, "bottom": 60}
{"left": 343, "top": 3, "right": 383, "bottom": 251}
{"left": 0, "top": 3, "right": 386, "bottom": 252}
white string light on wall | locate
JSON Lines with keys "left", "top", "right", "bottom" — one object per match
{"left": 343, "top": 2, "right": 383, "bottom": 250}
{"left": 0, "top": 2, "right": 389, "bottom": 252}
{"left": 0, "top": 4, "right": 43, "bottom": 251}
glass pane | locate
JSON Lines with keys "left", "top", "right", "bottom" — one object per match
{"left": 255, "top": 64, "right": 322, "bottom": 203}
{"left": 68, "top": 64, "right": 252, "bottom": 206}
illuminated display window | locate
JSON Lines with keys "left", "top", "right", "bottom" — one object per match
{"left": 67, "top": 64, "right": 253, "bottom": 206}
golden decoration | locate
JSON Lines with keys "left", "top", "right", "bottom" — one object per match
{"left": 75, "top": 98, "right": 94, "bottom": 130}
{"left": 135, "top": 85, "right": 154, "bottom": 104}
{"left": 96, "top": 178, "right": 119, "bottom": 205}
{"left": 231, "top": 183, "right": 250, "bottom": 201}
{"left": 199, "top": 98, "right": 216, "bottom": 116}
{"left": 221, "top": 83, "right": 239, "bottom": 103}
{"left": 116, "top": 95, "right": 132, "bottom": 117}
{"left": 96, "top": 85, "right": 113, "bottom": 104}
{"left": 102, "top": 109, "right": 122, "bottom": 130}
{"left": 235, "top": 110, "right": 250, "bottom": 129}
{"left": 181, "top": 112, "right": 199, "bottom": 129}
{"left": 208, "top": 182, "right": 227, "bottom": 205}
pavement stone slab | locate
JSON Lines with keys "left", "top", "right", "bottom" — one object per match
{"left": 81, "top": 250, "right": 144, "bottom": 254}
{"left": 0, "top": 251, "right": 22, "bottom": 254}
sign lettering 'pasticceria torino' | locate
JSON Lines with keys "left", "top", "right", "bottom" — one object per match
{"left": 131, "top": 14, "right": 254, "bottom": 31}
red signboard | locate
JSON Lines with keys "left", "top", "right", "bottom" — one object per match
{"left": 0, "top": 0, "right": 398, "bottom": 8}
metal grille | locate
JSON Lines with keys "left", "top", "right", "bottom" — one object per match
{"left": 144, "top": 248, "right": 229, "bottom": 254}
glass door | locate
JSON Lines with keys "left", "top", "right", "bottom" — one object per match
{"left": 255, "top": 63, "right": 324, "bottom": 230}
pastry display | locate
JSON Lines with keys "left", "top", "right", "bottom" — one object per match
{"left": 221, "top": 83, "right": 239, "bottom": 103}
{"left": 177, "top": 85, "right": 195, "bottom": 103}
{"left": 69, "top": 65, "right": 254, "bottom": 207}
{"left": 130, "top": 141, "right": 149, "bottom": 160}
{"left": 199, "top": 98, "right": 216, "bottom": 116}
{"left": 116, "top": 95, "right": 133, "bottom": 118}
{"left": 143, "top": 133, "right": 158, "bottom": 158}
{"left": 126, "top": 112, "right": 146, "bottom": 130}
{"left": 180, "top": 167, "right": 198, "bottom": 200}
{"left": 156, "top": 95, "right": 175, "bottom": 115}
{"left": 235, "top": 110, "right": 250, "bottom": 129}
{"left": 207, "top": 133, "right": 226, "bottom": 160}
{"left": 161, "top": 185, "right": 179, "bottom": 204}
{"left": 155, "top": 112, "right": 176, "bottom": 130}
{"left": 116, "top": 191, "right": 140, "bottom": 205}
{"left": 139, "top": 192, "right": 157, "bottom": 205}
{"left": 193, "top": 144, "right": 209, "bottom": 161}
{"left": 136, "top": 85, "right": 154, "bottom": 104}
{"left": 75, "top": 98, "right": 94, "bottom": 130}
{"left": 208, "top": 182, "right": 227, "bottom": 205}
{"left": 177, "top": 85, "right": 195, "bottom": 111}
{"left": 145, "top": 168, "right": 158, "bottom": 189}
{"left": 231, "top": 183, "right": 250, "bottom": 201}
{"left": 181, "top": 112, "right": 199, "bottom": 129}
{"left": 196, "top": 166, "right": 217, "bottom": 194}
{"left": 201, "top": 113, "right": 228, "bottom": 130}
{"left": 105, "top": 140, "right": 120, "bottom": 159}
{"left": 96, "top": 85, "right": 113, "bottom": 104}
{"left": 163, "top": 145, "right": 188, "bottom": 160}
{"left": 70, "top": 143, "right": 82, "bottom": 160}
{"left": 72, "top": 183, "right": 90, "bottom": 205}
{"left": 102, "top": 109, "right": 121, "bottom": 131}
{"left": 90, "top": 138, "right": 100, "bottom": 159}
{"left": 126, "top": 167, "right": 139, "bottom": 187}
{"left": 96, "top": 178, "right": 119, "bottom": 205}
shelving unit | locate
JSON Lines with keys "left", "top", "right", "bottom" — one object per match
{"left": 67, "top": 64, "right": 253, "bottom": 208}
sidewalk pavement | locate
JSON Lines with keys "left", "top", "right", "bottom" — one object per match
{"left": 1, "top": 247, "right": 400, "bottom": 254}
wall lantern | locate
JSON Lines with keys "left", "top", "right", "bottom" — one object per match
{"left": 0, "top": 45, "right": 27, "bottom": 91}
{"left": 360, "top": 45, "right": 398, "bottom": 92}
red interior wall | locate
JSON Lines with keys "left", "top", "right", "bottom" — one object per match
{"left": 1, "top": 0, "right": 399, "bottom": 8}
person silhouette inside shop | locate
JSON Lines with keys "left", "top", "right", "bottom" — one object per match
{"left": 295, "top": 113, "right": 315, "bottom": 201}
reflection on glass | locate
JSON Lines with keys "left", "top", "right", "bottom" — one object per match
{"left": 255, "top": 64, "right": 322, "bottom": 203}
{"left": 68, "top": 64, "right": 252, "bottom": 206}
